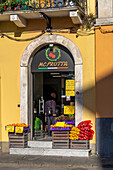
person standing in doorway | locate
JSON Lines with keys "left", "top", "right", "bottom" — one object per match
{"left": 45, "top": 92, "right": 56, "bottom": 136}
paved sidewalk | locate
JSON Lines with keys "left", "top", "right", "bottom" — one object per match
{"left": 0, "top": 152, "right": 113, "bottom": 169}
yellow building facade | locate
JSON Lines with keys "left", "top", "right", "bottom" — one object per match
{"left": 0, "top": 0, "right": 96, "bottom": 153}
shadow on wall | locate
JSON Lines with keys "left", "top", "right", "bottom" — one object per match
{"left": 78, "top": 72, "right": 113, "bottom": 157}
{"left": 0, "top": 76, "right": 1, "bottom": 144}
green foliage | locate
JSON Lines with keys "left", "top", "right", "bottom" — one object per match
{"left": 86, "top": 13, "right": 96, "bottom": 29}
{"left": 82, "top": 13, "right": 96, "bottom": 29}
{"left": 0, "top": 0, "right": 22, "bottom": 12}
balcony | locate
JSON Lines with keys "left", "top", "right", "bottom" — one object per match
{"left": 0, "top": 0, "right": 86, "bottom": 28}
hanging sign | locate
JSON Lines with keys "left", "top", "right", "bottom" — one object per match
{"left": 31, "top": 45, "right": 74, "bottom": 72}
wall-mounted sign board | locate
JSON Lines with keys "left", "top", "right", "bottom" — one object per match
{"left": 31, "top": 44, "right": 74, "bottom": 72}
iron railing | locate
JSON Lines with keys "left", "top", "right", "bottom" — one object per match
{"left": 0, "top": 0, "right": 87, "bottom": 12}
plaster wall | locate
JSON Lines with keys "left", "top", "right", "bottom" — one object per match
{"left": 87, "top": 0, "right": 96, "bottom": 14}
{"left": 0, "top": 31, "right": 95, "bottom": 145}
{"left": 0, "top": 75, "right": 1, "bottom": 142}
{"left": 96, "top": 25, "right": 113, "bottom": 118}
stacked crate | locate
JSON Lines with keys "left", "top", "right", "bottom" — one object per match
{"left": 52, "top": 131, "right": 69, "bottom": 149}
{"left": 70, "top": 140, "right": 89, "bottom": 149}
{"left": 9, "top": 132, "right": 28, "bottom": 148}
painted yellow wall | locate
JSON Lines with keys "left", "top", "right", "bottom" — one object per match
{"left": 0, "top": 30, "right": 96, "bottom": 144}
{"left": 0, "top": 35, "right": 30, "bottom": 141}
{"left": 70, "top": 33, "right": 96, "bottom": 144}
{"left": 0, "top": 73, "right": 1, "bottom": 141}
{"left": 96, "top": 25, "right": 113, "bottom": 118}
{"left": 0, "top": 0, "right": 96, "bottom": 143}
{"left": 87, "top": 0, "right": 96, "bottom": 15}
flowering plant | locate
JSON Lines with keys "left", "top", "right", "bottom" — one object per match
{"left": 0, "top": 0, "right": 22, "bottom": 12}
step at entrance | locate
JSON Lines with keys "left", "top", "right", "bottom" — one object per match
{"left": 10, "top": 147, "right": 90, "bottom": 157}
{"left": 10, "top": 140, "right": 90, "bottom": 157}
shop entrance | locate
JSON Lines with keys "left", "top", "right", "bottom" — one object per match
{"left": 20, "top": 35, "right": 83, "bottom": 140}
{"left": 31, "top": 43, "right": 75, "bottom": 141}
{"left": 33, "top": 71, "right": 75, "bottom": 140}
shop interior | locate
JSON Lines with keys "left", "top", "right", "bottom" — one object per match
{"left": 33, "top": 71, "right": 75, "bottom": 141}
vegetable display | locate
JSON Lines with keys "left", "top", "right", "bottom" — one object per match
{"left": 77, "top": 120, "right": 94, "bottom": 140}
{"left": 55, "top": 115, "right": 75, "bottom": 121}
{"left": 69, "top": 120, "right": 94, "bottom": 140}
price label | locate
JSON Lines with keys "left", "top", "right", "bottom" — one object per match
{"left": 15, "top": 127, "right": 23, "bottom": 133}
{"left": 56, "top": 122, "right": 65, "bottom": 127}
{"left": 6, "top": 126, "right": 14, "bottom": 132}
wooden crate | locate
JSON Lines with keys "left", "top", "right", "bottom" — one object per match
{"left": 70, "top": 140, "right": 89, "bottom": 149}
{"left": 8, "top": 132, "right": 28, "bottom": 148}
{"left": 52, "top": 131, "right": 69, "bottom": 149}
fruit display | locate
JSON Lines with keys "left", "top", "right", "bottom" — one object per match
{"left": 6, "top": 123, "right": 29, "bottom": 127}
{"left": 69, "top": 127, "right": 80, "bottom": 140}
{"left": 5, "top": 123, "right": 30, "bottom": 133}
{"left": 69, "top": 120, "right": 94, "bottom": 140}
{"left": 50, "top": 122, "right": 73, "bottom": 131}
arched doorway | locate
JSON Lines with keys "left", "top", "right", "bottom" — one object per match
{"left": 20, "top": 34, "right": 83, "bottom": 140}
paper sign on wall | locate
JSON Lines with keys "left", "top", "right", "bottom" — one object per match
{"left": 66, "top": 80, "right": 75, "bottom": 96}
{"left": 66, "top": 80, "right": 75, "bottom": 90}
{"left": 64, "top": 106, "right": 75, "bottom": 115}
{"left": 66, "top": 91, "right": 75, "bottom": 96}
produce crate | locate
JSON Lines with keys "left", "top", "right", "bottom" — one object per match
{"left": 8, "top": 132, "right": 28, "bottom": 148}
{"left": 70, "top": 140, "right": 89, "bottom": 149}
{"left": 52, "top": 131, "right": 69, "bottom": 149}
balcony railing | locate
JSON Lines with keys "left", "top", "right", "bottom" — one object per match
{"left": 0, "top": 0, "right": 87, "bottom": 12}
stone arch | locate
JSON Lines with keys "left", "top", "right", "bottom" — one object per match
{"left": 20, "top": 34, "right": 83, "bottom": 126}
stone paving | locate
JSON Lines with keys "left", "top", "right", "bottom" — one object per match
{"left": 0, "top": 152, "right": 113, "bottom": 169}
